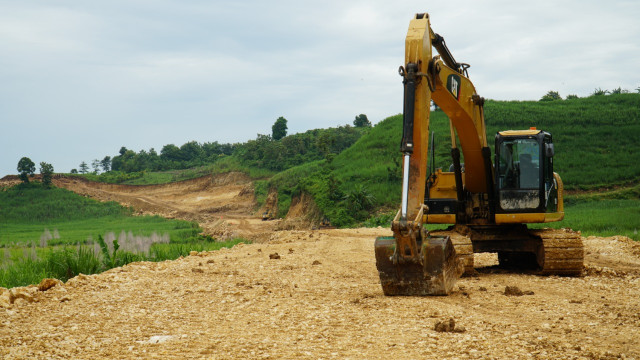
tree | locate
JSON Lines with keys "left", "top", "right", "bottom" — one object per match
{"left": 540, "top": 91, "right": 561, "bottom": 101}
{"left": 343, "top": 184, "right": 376, "bottom": 220}
{"left": 636, "top": 86, "right": 640, "bottom": 94}
{"left": 101, "top": 156, "right": 111, "bottom": 172}
{"left": 272, "top": 116, "right": 288, "bottom": 140}
{"left": 353, "top": 114, "right": 371, "bottom": 127}
{"left": 592, "top": 88, "right": 609, "bottom": 96}
{"left": 565, "top": 94, "right": 579, "bottom": 100}
{"left": 180, "top": 141, "right": 203, "bottom": 161}
{"left": 160, "top": 144, "right": 182, "bottom": 162}
{"left": 79, "top": 161, "right": 89, "bottom": 174}
{"left": 91, "top": 159, "right": 101, "bottom": 174}
{"left": 610, "top": 87, "right": 628, "bottom": 95}
{"left": 119, "top": 146, "right": 128, "bottom": 156}
{"left": 70, "top": 169, "right": 78, "bottom": 174}
{"left": 17, "top": 157, "right": 36, "bottom": 183}
{"left": 39, "top": 162, "right": 54, "bottom": 188}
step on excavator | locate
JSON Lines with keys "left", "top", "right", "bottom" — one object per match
{"left": 374, "top": 13, "right": 584, "bottom": 296}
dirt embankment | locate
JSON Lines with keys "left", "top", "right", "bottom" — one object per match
{"left": 1, "top": 174, "right": 639, "bottom": 359}
{"left": 49, "top": 173, "right": 279, "bottom": 241}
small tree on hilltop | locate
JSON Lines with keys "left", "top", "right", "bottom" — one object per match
{"left": 91, "top": 159, "right": 101, "bottom": 175}
{"left": 17, "top": 157, "right": 36, "bottom": 183}
{"left": 540, "top": 91, "right": 562, "bottom": 101}
{"left": 610, "top": 87, "right": 628, "bottom": 95}
{"left": 79, "top": 161, "right": 89, "bottom": 174}
{"left": 40, "top": 162, "right": 54, "bottom": 188}
{"left": 353, "top": 114, "right": 371, "bottom": 127}
{"left": 101, "top": 156, "right": 111, "bottom": 172}
{"left": 592, "top": 88, "right": 609, "bottom": 96}
{"left": 272, "top": 116, "right": 288, "bottom": 141}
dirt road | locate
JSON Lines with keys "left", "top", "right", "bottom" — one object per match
{"left": 1, "top": 175, "right": 639, "bottom": 359}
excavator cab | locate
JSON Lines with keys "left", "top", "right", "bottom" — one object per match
{"left": 494, "top": 129, "right": 562, "bottom": 221}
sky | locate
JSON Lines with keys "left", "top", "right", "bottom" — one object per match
{"left": 1, "top": 0, "right": 638, "bottom": 177}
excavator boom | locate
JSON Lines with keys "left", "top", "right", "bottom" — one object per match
{"left": 375, "top": 13, "right": 467, "bottom": 296}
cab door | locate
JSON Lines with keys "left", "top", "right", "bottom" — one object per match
{"left": 495, "top": 135, "right": 544, "bottom": 213}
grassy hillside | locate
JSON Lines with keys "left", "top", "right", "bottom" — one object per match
{"left": 262, "top": 94, "right": 640, "bottom": 232}
{"left": 329, "top": 93, "right": 640, "bottom": 197}
{"left": 65, "top": 94, "right": 640, "bottom": 234}
{"left": 484, "top": 94, "right": 640, "bottom": 188}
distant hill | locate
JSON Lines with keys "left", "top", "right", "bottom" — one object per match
{"left": 74, "top": 94, "right": 640, "bottom": 227}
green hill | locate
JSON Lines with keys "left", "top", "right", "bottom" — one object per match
{"left": 484, "top": 94, "right": 640, "bottom": 188}
{"left": 263, "top": 94, "right": 640, "bottom": 235}
{"left": 69, "top": 94, "right": 640, "bottom": 237}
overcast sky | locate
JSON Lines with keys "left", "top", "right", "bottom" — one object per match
{"left": 1, "top": 0, "right": 638, "bottom": 177}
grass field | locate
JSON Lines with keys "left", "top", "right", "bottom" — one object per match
{"left": 0, "top": 182, "right": 201, "bottom": 247}
{"left": 530, "top": 199, "right": 640, "bottom": 240}
{"left": 363, "top": 196, "right": 640, "bottom": 242}
{"left": 0, "top": 182, "right": 246, "bottom": 288}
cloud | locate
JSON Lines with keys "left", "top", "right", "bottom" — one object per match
{"left": 0, "top": 0, "right": 639, "bottom": 176}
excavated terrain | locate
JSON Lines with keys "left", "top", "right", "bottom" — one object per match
{"left": 1, "top": 175, "right": 639, "bottom": 359}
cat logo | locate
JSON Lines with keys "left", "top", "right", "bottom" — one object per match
{"left": 447, "top": 74, "right": 461, "bottom": 100}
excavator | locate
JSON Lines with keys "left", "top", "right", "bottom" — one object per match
{"left": 374, "top": 13, "right": 584, "bottom": 296}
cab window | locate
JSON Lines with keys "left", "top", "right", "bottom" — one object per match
{"left": 498, "top": 138, "right": 540, "bottom": 190}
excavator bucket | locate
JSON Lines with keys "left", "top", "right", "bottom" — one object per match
{"left": 374, "top": 235, "right": 462, "bottom": 296}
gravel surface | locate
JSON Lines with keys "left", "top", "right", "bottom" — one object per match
{"left": 2, "top": 175, "right": 639, "bottom": 359}
{"left": 1, "top": 229, "right": 639, "bottom": 359}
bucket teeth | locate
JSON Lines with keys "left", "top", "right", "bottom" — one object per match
{"left": 375, "top": 235, "right": 462, "bottom": 296}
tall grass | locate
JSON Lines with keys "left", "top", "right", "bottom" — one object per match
{"left": 0, "top": 237, "right": 246, "bottom": 288}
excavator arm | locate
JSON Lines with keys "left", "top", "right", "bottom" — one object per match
{"left": 375, "top": 13, "right": 490, "bottom": 296}
{"left": 399, "top": 13, "right": 490, "bottom": 222}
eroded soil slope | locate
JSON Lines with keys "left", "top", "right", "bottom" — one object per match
{"left": 50, "top": 173, "right": 278, "bottom": 241}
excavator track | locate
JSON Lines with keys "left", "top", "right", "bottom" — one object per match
{"left": 531, "top": 228, "right": 584, "bottom": 276}
{"left": 431, "top": 227, "right": 584, "bottom": 276}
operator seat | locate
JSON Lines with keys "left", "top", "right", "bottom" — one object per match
{"left": 518, "top": 154, "right": 539, "bottom": 188}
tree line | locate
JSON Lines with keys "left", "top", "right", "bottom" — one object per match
{"left": 540, "top": 86, "right": 640, "bottom": 101}
{"left": 72, "top": 114, "right": 371, "bottom": 176}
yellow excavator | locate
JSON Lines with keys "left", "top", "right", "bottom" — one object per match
{"left": 374, "top": 13, "right": 584, "bottom": 296}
